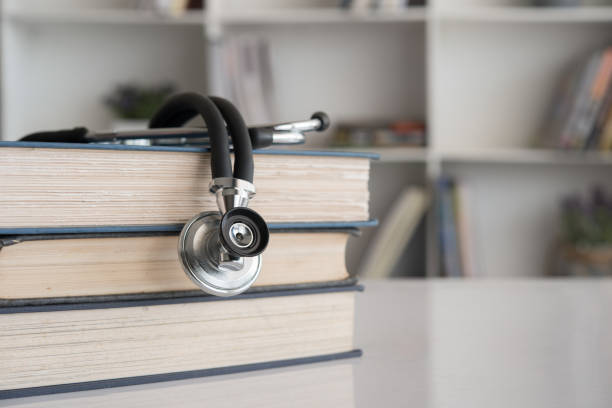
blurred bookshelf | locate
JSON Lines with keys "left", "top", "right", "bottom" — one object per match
{"left": 1, "top": 0, "right": 612, "bottom": 279}
{"left": 438, "top": 148, "right": 612, "bottom": 166}
{"left": 218, "top": 7, "right": 427, "bottom": 24}
{"left": 326, "top": 147, "right": 612, "bottom": 165}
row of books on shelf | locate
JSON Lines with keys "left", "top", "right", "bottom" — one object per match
{"left": 361, "top": 177, "right": 473, "bottom": 278}
{"left": 543, "top": 46, "right": 612, "bottom": 151}
{"left": 437, "top": 181, "right": 612, "bottom": 278}
{"left": 358, "top": 178, "right": 471, "bottom": 278}
{"left": 331, "top": 121, "right": 426, "bottom": 148}
{"left": 340, "top": 0, "right": 425, "bottom": 10}
{"left": 0, "top": 141, "right": 373, "bottom": 399}
{"left": 134, "top": 0, "right": 203, "bottom": 16}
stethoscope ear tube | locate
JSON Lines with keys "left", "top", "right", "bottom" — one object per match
{"left": 209, "top": 96, "right": 253, "bottom": 183}
{"left": 149, "top": 92, "right": 233, "bottom": 180}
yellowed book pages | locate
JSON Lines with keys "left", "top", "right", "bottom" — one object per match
{"left": 0, "top": 231, "right": 351, "bottom": 299}
{"left": 0, "top": 147, "right": 370, "bottom": 228}
{"left": 0, "top": 291, "right": 356, "bottom": 392}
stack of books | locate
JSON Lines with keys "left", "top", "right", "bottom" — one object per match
{"left": 0, "top": 141, "right": 375, "bottom": 399}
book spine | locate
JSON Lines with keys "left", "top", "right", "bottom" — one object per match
{"left": 599, "top": 105, "right": 612, "bottom": 150}
{"left": 454, "top": 182, "right": 474, "bottom": 277}
{"left": 544, "top": 65, "right": 581, "bottom": 148}
{"left": 559, "top": 53, "right": 601, "bottom": 149}
{"left": 438, "top": 178, "right": 462, "bottom": 277}
{"left": 588, "top": 83, "right": 612, "bottom": 150}
{"left": 587, "top": 49, "right": 612, "bottom": 149}
{"left": 580, "top": 49, "right": 612, "bottom": 150}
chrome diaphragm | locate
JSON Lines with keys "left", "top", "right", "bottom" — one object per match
{"left": 178, "top": 211, "right": 262, "bottom": 297}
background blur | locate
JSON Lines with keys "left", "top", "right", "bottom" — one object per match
{"left": 3, "top": 1, "right": 612, "bottom": 407}
{"left": 2, "top": 0, "right": 612, "bottom": 281}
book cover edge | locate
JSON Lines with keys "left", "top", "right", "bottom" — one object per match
{"left": 0, "top": 140, "right": 379, "bottom": 159}
{"left": 0, "top": 349, "right": 363, "bottom": 400}
{"left": 0, "top": 220, "right": 378, "bottom": 236}
{"left": 0, "top": 282, "right": 364, "bottom": 313}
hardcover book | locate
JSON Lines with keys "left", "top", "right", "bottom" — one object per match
{"left": 0, "top": 225, "right": 371, "bottom": 301}
{"left": 0, "top": 142, "right": 373, "bottom": 231}
{"left": 0, "top": 285, "right": 361, "bottom": 399}
{"left": 2, "top": 362, "right": 356, "bottom": 407}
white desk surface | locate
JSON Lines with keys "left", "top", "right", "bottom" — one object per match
{"left": 4, "top": 278, "right": 612, "bottom": 408}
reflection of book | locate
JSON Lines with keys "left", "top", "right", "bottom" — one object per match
{"left": 360, "top": 187, "right": 429, "bottom": 278}
{"left": 222, "top": 36, "right": 275, "bottom": 125}
{"left": 0, "top": 228, "right": 359, "bottom": 300}
{"left": 0, "top": 286, "right": 360, "bottom": 399}
{"left": 0, "top": 143, "right": 372, "bottom": 230}
{"left": 4, "top": 363, "right": 355, "bottom": 407}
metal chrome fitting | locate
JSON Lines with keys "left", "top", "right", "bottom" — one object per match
{"left": 209, "top": 177, "right": 256, "bottom": 214}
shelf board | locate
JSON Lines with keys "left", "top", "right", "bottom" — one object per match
{"left": 219, "top": 7, "right": 427, "bottom": 25}
{"left": 9, "top": 6, "right": 608, "bottom": 26}
{"left": 323, "top": 147, "right": 612, "bottom": 165}
{"left": 437, "top": 148, "right": 612, "bottom": 166}
{"left": 435, "top": 6, "right": 612, "bottom": 23}
{"left": 5, "top": 9, "right": 205, "bottom": 26}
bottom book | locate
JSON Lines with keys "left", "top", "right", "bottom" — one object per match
{"left": 5, "top": 362, "right": 356, "bottom": 407}
{"left": 0, "top": 285, "right": 360, "bottom": 399}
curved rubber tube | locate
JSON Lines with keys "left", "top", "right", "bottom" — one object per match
{"left": 210, "top": 96, "right": 254, "bottom": 182}
{"left": 149, "top": 93, "right": 232, "bottom": 179}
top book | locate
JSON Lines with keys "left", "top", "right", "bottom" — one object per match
{"left": 0, "top": 142, "right": 372, "bottom": 231}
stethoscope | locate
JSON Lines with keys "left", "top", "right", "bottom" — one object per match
{"left": 21, "top": 92, "right": 329, "bottom": 297}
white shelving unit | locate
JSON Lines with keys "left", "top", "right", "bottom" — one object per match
{"left": 2, "top": 0, "right": 612, "bottom": 277}
{"left": 217, "top": 8, "right": 427, "bottom": 24}
{"left": 4, "top": 8, "right": 206, "bottom": 25}
{"left": 436, "top": 6, "right": 612, "bottom": 22}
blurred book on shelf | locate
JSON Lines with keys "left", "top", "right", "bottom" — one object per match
{"left": 437, "top": 177, "right": 473, "bottom": 278}
{"left": 360, "top": 187, "right": 429, "bottom": 278}
{"left": 221, "top": 36, "right": 275, "bottom": 125}
{"left": 331, "top": 121, "right": 426, "bottom": 148}
{"left": 541, "top": 47, "right": 612, "bottom": 151}
{"left": 555, "top": 187, "right": 612, "bottom": 276}
{"left": 134, "top": 0, "right": 204, "bottom": 15}
{"left": 341, "top": 0, "right": 424, "bottom": 10}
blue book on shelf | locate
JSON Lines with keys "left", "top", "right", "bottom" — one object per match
{"left": 438, "top": 177, "right": 462, "bottom": 277}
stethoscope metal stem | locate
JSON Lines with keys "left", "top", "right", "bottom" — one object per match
{"left": 93, "top": 114, "right": 327, "bottom": 145}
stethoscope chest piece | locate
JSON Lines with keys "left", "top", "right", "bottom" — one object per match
{"left": 178, "top": 211, "right": 262, "bottom": 297}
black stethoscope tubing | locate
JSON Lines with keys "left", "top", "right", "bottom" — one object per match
{"left": 149, "top": 93, "right": 254, "bottom": 183}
